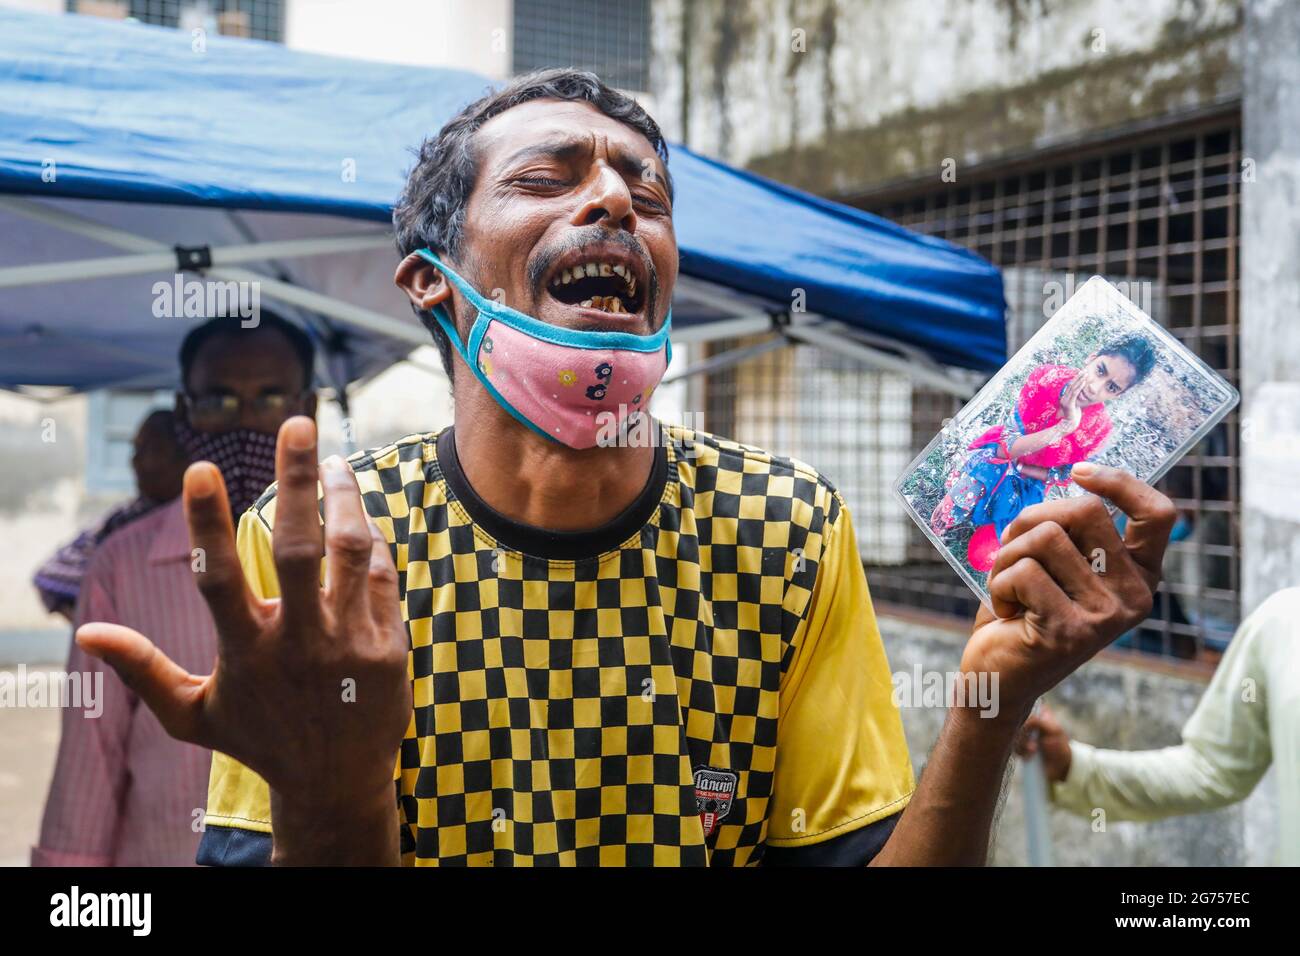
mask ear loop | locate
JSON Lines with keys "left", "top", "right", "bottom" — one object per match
{"left": 414, "top": 249, "right": 473, "bottom": 363}
{"left": 428, "top": 304, "right": 471, "bottom": 364}
{"left": 415, "top": 250, "right": 547, "bottom": 441}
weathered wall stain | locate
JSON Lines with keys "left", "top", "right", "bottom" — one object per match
{"left": 655, "top": 0, "right": 1243, "bottom": 198}
{"left": 707, "top": 1, "right": 760, "bottom": 168}
{"left": 750, "top": 23, "right": 1240, "bottom": 197}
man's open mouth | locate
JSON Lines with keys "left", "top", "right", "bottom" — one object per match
{"left": 546, "top": 257, "right": 645, "bottom": 316}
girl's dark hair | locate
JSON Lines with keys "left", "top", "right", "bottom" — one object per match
{"left": 392, "top": 68, "right": 672, "bottom": 381}
{"left": 1098, "top": 335, "right": 1157, "bottom": 387}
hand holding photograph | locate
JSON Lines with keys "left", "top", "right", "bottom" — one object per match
{"left": 895, "top": 276, "right": 1239, "bottom": 608}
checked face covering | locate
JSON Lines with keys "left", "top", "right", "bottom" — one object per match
{"left": 175, "top": 418, "right": 279, "bottom": 516}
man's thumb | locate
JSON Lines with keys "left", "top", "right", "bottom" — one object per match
{"left": 76, "top": 623, "right": 209, "bottom": 744}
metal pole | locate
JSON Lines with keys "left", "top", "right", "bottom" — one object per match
{"left": 661, "top": 334, "right": 791, "bottom": 384}
{"left": 0, "top": 196, "right": 427, "bottom": 346}
{"left": 782, "top": 321, "right": 980, "bottom": 398}
{"left": 0, "top": 233, "right": 394, "bottom": 290}
{"left": 1022, "top": 699, "right": 1054, "bottom": 866}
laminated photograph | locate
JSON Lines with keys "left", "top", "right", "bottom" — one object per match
{"left": 895, "top": 276, "right": 1239, "bottom": 608}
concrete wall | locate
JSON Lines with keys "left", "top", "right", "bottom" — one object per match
{"left": 0, "top": 392, "right": 101, "bottom": 662}
{"left": 878, "top": 610, "right": 1275, "bottom": 866}
{"left": 1240, "top": 0, "right": 1300, "bottom": 614}
{"left": 652, "top": 0, "right": 1242, "bottom": 197}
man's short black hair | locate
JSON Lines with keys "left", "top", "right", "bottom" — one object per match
{"left": 392, "top": 68, "right": 673, "bottom": 381}
{"left": 178, "top": 311, "right": 316, "bottom": 392}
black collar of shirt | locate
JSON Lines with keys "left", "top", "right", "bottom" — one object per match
{"left": 435, "top": 424, "right": 669, "bottom": 561}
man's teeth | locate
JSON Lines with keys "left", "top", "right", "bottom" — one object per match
{"left": 579, "top": 295, "right": 625, "bottom": 313}
{"left": 549, "top": 260, "right": 639, "bottom": 303}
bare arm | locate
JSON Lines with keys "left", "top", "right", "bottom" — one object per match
{"left": 871, "top": 706, "right": 1024, "bottom": 865}
{"left": 1007, "top": 422, "right": 1071, "bottom": 462}
{"left": 271, "top": 784, "right": 400, "bottom": 866}
{"left": 872, "top": 463, "right": 1175, "bottom": 865}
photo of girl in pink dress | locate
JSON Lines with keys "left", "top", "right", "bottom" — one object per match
{"left": 929, "top": 335, "right": 1157, "bottom": 574}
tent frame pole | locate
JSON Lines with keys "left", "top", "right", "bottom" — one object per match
{"left": 783, "top": 319, "right": 980, "bottom": 398}
{"left": 0, "top": 197, "right": 427, "bottom": 346}
{"left": 662, "top": 333, "right": 790, "bottom": 385}
{"left": 660, "top": 306, "right": 982, "bottom": 398}
{"left": 670, "top": 312, "right": 778, "bottom": 344}
{"left": 0, "top": 235, "right": 393, "bottom": 289}
{"left": 0, "top": 198, "right": 992, "bottom": 397}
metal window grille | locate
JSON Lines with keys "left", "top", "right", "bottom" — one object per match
{"left": 512, "top": 0, "right": 651, "bottom": 92}
{"left": 695, "top": 339, "right": 915, "bottom": 566}
{"left": 68, "top": 0, "right": 285, "bottom": 43}
{"left": 698, "top": 115, "right": 1242, "bottom": 662}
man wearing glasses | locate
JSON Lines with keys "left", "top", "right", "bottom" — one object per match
{"left": 32, "top": 312, "right": 316, "bottom": 866}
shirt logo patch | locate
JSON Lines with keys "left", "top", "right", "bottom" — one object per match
{"left": 693, "top": 766, "right": 738, "bottom": 837}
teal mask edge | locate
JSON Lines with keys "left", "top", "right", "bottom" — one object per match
{"left": 411, "top": 247, "right": 672, "bottom": 446}
{"left": 414, "top": 248, "right": 671, "bottom": 359}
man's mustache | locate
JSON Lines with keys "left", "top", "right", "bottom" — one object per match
{"left": 527, "top": 227, "right": 660, "bottom": 319}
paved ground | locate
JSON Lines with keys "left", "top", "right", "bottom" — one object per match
{"left": 0, "top": 667, "right": 63, "bottom": 867}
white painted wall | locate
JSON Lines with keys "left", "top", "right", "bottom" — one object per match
{"left": 285, "top": 0, "right": 510, "bottom": 77}
{"left": 1241, "top": 0, "right": 1300, "bottom": 614}
{"left": 0, "top": 0, "right": 64, "bottom": 14}
{"left": 0, "top": 392, "right": 98, "bottom": 640}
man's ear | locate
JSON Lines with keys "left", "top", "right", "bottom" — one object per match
{"left": 303, "top": 391, "right": 319, "bottom": 421}
{"left": 395, "top": 253, "right": 452, "bottom": 314}
{"left": 173, "top": 391, "right": 187, "bottom": 425}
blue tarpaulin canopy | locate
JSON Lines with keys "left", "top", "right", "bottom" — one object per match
{"left": 0, "top": 8, "right": 1005, "bottom": 397}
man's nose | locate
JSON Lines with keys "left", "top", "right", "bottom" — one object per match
{"left": 238, "top": 403, "right": 266, "bottom": 430}
{"left": 571, "top": 164, "right": 637, "bottom": 233}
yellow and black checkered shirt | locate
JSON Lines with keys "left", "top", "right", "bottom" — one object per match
{"left": 198, "top": 423, "right": 914, "bottom": 866}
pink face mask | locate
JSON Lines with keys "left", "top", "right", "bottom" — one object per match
{"left": 416, "top": 249, "right": 672, "bottom": 450}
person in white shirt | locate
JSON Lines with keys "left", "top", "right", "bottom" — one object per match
{"left": 1018, "top": 586, "right": 1300, "bottom": 864}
